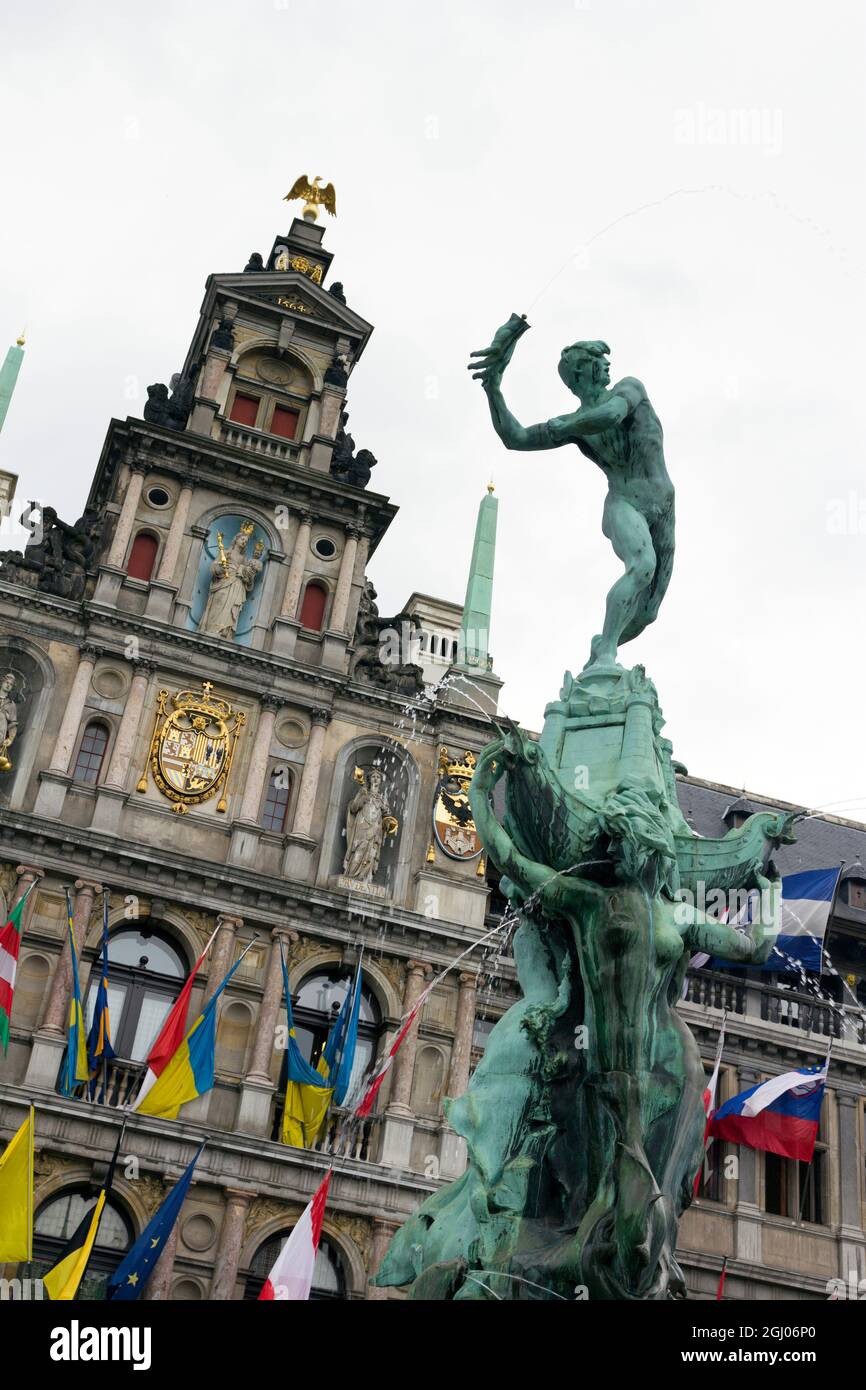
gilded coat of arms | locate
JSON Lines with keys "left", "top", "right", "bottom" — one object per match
{"left": 432, "top": 747, "right": 482, "bottom": 860}
{"left": 137, "top": 682, "right": 245, "bottom": 814}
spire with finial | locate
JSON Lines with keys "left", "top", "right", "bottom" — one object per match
{"left": 0, "top": 330, "right": 25, "bottom": 436}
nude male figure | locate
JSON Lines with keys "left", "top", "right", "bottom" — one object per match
{"left": 468, "top": 314, "right": 675, "bottom": 670}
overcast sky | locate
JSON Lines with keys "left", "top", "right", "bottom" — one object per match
{"left": 1, "top": 0, "right": 864, "bottom": 818}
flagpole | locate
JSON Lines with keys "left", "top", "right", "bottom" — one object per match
{"left": 74, "top": 1115, "right": 128, "bottom": 1299}
{"left": 797, "top": 1036, "right": 832, "bottom": 1225}
{"left": 101, "top": 888, "right": 110, "bottom": 1106}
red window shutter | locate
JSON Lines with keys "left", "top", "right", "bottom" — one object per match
{"left": 127, "top": 532, "right": 158, "bottom": 581}
{"left": 270, "top": 405, "right": 299, "bottom": 439}
{"left": 299, "top": 582, "right": 327, "bottom": 632}
{"left": 229, "top": 392, "right": 260, "bottom": 427}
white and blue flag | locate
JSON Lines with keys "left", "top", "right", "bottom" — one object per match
{"left": 767, "top": 868, "right": 840, "bottom": 973}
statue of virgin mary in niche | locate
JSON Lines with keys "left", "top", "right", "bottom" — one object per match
{"left": 199, "top": 525, "right": 264, "bottom": 641}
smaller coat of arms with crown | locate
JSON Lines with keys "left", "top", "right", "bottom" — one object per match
{"left": 432, "top": 746, "right": 482, "bottom": 861}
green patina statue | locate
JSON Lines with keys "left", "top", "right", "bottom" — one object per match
{"left": 469, "top": 314, "right": 675, "bottom": 671}
{"left": 373, "top": 317, "right": 796, "bottom": 1301}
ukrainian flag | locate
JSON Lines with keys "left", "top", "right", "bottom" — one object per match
{"left": 280, "top": 940, "right": 334, "bottom": 1149}
{"left": 61, "top": 891, "right": 89, "bottom": 1097}
{"left": 135, "top": 941, "right": 255, "bottom": 1120}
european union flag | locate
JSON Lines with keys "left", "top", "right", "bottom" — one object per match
{"left": 107, "top": 1142, "right": 204, "bottom": 1300}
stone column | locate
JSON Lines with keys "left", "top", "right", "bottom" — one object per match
{"left": 283, "top": 709, "right": 331, "bottom": 881}
{"left": 103, "top": 661, "right": 153, "bottom": 790}
{"left": 439, "top": 971, "right": 477, "bottom": 1179}
{"left": 329, "top": 526, "right": 360, "bottom": 635}
{"left": 156, "top": 477, "right": 195, "bottom": 583}
{"left": 237, "top": 928, "right": 297, "bottom": 1136}
{"left": 48, "top": 645, "right": 99, "bottom": 774}
{"left": 447, "top": 972, "right": 477, "bottom": 1100}
{"left": 210, "top": 1190, "right": 252, "bottom": 1300}
{"left": 367, "top": 1218, "right": 400, "bottom": 1300}
{"left": 237, "top": 696, "right": 280, "bottom": 824}
{"left": 202, "top": 914, "right": 242, "bottom": 1006}
{"left": 290, "top": 709, "right": 330, "bottom": 840}
{"left": 11, "top": 863, "right": 44, "bottom": 915}
{"left": 281, "top": 511, "right": 313, "bottom": 620}
{"left": 107, "top": 459, "right": 148, "bottom": 569}
{"left": 389, "top": 961, "right": 431, "bottom": 1115}
{"left": 380, "top": 961, "right": 431, "bottom": 1169}
{"left": 39, "top": 878, "right": 102, "bottom": 1036}
{"left": 143, "top": 1176, "right": 182, "bottom": 1301}
{"left": 270, "top": 511, "right": 313, "bottom": 658}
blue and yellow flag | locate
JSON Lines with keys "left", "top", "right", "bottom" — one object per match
{"left": 86, "top": 890, "right": 115, "bottom": 1096}
{"left": 135, "top": 939, "right": 256, "bottom": 1120}
{"left": 107, "top": 1141, "right": 204, "bottom": 1300}
{"left": 280, "top": 940, "right": 334, "bottom": 1149}
{"left": 61, "top": 890, "right": 88, "bottom": 1097}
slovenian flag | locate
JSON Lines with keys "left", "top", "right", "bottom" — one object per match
{"left": 258, "top": 1168, "right": 332, "bottom": 1301}
{"left": 709, "top": 1060, "right": 828, "bottom": 1162}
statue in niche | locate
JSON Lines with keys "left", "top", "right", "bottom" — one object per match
{"left": 342, "top": 767, "right": 398, "bottom": 883}
{"left": 199, "top": 523, "right": 265, "bottom": 641}
{"left": 0, "top": 669, "right": 24, "bottom": 772}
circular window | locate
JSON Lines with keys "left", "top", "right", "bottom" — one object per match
{"left": 146, "top": 486, "right": 172, "bottom": 509}
{"left": 312, "top": 536, "right": 338, "bottom": 560}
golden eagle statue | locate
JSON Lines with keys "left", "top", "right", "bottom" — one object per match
{"left": 283, "top": 174, "right": 337, "bottom": 222}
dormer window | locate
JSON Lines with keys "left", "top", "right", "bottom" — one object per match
{"left": 229, "top": 392, "right": 260, "bottom": 427}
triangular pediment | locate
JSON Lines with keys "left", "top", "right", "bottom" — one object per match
{"left": 207, "top": 272, "right": 373, "bottom": 337}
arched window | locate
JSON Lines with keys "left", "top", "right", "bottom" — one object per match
{"left": 12, "top": 954, "right": 49, "bottom": 1029}
{"left": 299, "top": 581, "right": 327, "bottom": 632}
{"left": 410, "top": 1045, "right": 446, "bottom": 1116}
{"left": 215, "top": 1001, "right": 252, "bottom": 1075}
{"left": 72, "top": 721, "right": 110, "bottom": 784}
{"left": 84, "top": 925, "right": 188, "bottom": 1063}
{"left": 23, "top": 1187, "right": 133, "bottom": 1299}
{"left": 261, "top": 766, "right": 292, "bottom": 833}
{"left": 127, "top": 532, "right": 158, "bottom": 581}
{"left": 244, "top": 1230, "right": 347, "bottom": 1300}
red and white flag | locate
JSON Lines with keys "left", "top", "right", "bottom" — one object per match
{"left": 259, "top": 1169, "right": 332, "bottom": 1301}
{"left": 354, "top": 1001, "right": 423, "bottom": 1119}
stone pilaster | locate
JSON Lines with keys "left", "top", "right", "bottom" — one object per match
{"left": 380, "top": 960, "right": 432, "bottom": 1168}
{"left": 91, "top": 661, "right": 154, "bottom": 832}
{"left": 270, "top": 511, "right": 312, "bottom": 657}
{"left": 439, "top": 971, "right": 477, "bottom": 1178}
{"left": 26, "top": 878, "right": 101, "bottom": 1089}
{"left": 202, "top": 914, "right": 243, "bottom": 1007}
{"left": 34, "top": 644, "right": 99, "bottom": 818}
{"left": 367, "top": 1218, "right": 400, "bottom": 1300}
{"left": 146, "top": 474, "right": 196, "bottom": 620}
{"left": 237, "top": 928, "right": 297, "bottom": 1136}
{"left": 283, "top": 708, "right": 331, "bottom": 881}
{"left": 210, "top": 1190, "right": 252, "bottom": 1300}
